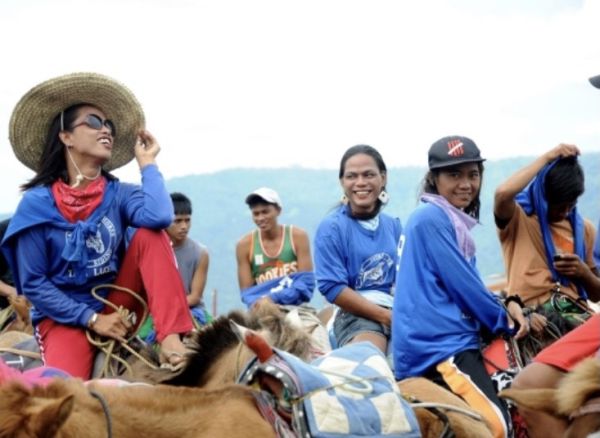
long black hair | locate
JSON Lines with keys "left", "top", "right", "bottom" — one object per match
{"left": 338, "top": 144, "right": 388, "bottom": 220}
{"left": 420, "top": 162, "right": 484, "bottom": 220}
{"left": 21, "top": 103, "right": 113, "bottom": 191}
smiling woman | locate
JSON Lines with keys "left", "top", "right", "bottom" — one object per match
{"left": 393, "top": 135, "right": 529, "bottom": 438}
{"left": 313, "top": 145, "right": 401, "bottom": 355}
{"left": 0, "top": 72, "right": 194, "bottom": 379}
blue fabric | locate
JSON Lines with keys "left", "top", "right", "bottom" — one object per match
{"left": 515, "top": 159, "right": 587, "bottom": 299}
{"left": 314, "top": 205, "right": 402, "bottom": 303}
{"left": 241, "top": 271, "right": 316, "bottom": 308}
{"left": 0, "top": 165, "right": 174, "bottom": 326}
{"left": 240, "top": 342, "right": 420, "bottom": 437}
{"left": 393, "top": 202, "right": 514, "bottom": 380}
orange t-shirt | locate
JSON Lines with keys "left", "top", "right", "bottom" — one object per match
{"left": 498, "top": 205, "right": 597, "bottom": 305}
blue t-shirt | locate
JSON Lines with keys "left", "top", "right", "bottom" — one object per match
{"left": 314, "top": 205, "right": 402, "bottom": 304}
{"left": 392, "top": 202, "right": 514, "bottom": 380}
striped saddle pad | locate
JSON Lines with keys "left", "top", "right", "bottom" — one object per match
{"left": 239, "top": 341, "right": 420, "bottom": 438}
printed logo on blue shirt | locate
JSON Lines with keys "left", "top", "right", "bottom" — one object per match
{"left": 355, "top": 253, "right": 395, "bottom": 290}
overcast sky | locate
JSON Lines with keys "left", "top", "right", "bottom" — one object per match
{"left": 1, "top": 0, "right": 599, "bottom": 213}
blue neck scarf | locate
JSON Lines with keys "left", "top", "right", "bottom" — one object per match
{"left": 515, "top": 159, "right": 587, "bottom": 299}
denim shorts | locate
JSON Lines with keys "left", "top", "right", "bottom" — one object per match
{"left": 333, "top": 308, "right": 390, "bottom": 347}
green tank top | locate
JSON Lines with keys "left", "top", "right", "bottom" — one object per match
{"left": 250, "top": 225, "right": 298, "bottom": 284}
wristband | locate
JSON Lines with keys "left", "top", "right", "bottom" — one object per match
{"left": 504, "top": 294, "right": 525, "bottom": 308}
{"left": 87, "top": 312, "right": 99, "bottom": 329}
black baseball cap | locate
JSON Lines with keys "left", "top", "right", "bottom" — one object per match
{"left": 428, "top": 135, "right": 486, "bottom": 170}
{"left": 590, "top": 75, "right": 600, "bottom": 89}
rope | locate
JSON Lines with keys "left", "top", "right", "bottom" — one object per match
{"left": 89, "top": 390, "right": 113, "bottom": 438}
{"left": 409, "top": 402, "right": 484, "bottom": 421}
{"left": 0, "top": 347, "right": 41, "bottom": 359}
{"left": 86, "top": 284, "right": 159, "bottom": 377}
{"left": 294, "top": 374, "right": 387, "bottom": 403}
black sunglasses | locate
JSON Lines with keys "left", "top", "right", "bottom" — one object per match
{"left": 71, "top": 114, "right": 116, "bottom": 136}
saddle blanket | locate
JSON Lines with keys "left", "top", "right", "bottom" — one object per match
{"left": 239, "top": 341, "right": 420, "bottom": 438}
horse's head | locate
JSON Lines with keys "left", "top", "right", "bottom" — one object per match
{"left": 165, "top": 302, "right": 315, "bottom": 389}
{"left": 0, "top": 380, "right": 75, "bottom": 437}
{"left": 500, "top": 358, "right": 600, "bottom": 438}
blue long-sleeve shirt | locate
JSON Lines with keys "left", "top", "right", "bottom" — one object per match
{"left": 392, "top": 202, "right": 514, "bottom": 380}
{"left": 0, "top": 165, "right": 173, "bottom": 327}
{"left": 314, "top": 205, "right": 401, "bottom": 303}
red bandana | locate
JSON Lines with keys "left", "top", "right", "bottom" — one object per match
{"left": 52, "top": 177, "right": 106, "bottom": 223}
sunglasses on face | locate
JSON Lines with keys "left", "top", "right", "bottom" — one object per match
{"left": 70, "top": 114, "right": 116, "bottom": 136}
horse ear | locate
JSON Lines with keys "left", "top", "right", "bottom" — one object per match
{"left": 499, "top": 388, "right": 560, "bottom": 416}
{"left": 29, "top": 393, "right": 75, "bottom": 437}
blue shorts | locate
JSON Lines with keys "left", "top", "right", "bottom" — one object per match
{"left": 333, "top": 308, "right": 390, "bottom": 347}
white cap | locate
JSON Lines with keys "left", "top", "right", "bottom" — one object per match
{"left": 245, "top": 187, "right": 282, "bottom": 208}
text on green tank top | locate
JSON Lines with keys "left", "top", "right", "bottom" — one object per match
{"left": 251, "top": 225, "right": 298, "bottom": 284}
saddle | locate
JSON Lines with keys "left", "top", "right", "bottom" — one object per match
{"left": 239, "top": 341, "right": 420, "bottom": 438}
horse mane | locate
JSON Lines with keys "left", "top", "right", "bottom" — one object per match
{"left": 556, "top": 358, "right": 600, "bottom": 415}
{"left": 164, "top": 310, "right": 252, "bottom": 386}
{"left": 166, "top": 302, "right": 314, "bottom": 387}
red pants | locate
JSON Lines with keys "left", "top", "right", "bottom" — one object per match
{"left": 35, "top": 229, "right": 193, "bottom": 379}
{"left": 534, "top": 313, "right": 600, "bottom": 371}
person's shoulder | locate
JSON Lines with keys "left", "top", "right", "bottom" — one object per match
{"left": 236, "top": 232, "right": 253, "bottom": 249}
{"left": 583, "top": 217, "right": 596, "bottom": 236}
{"left": 290, "top": 225, "right": 308, "bottom": 238}
{"left": 316, "top": 206, "right": 346, "bottom": 234}
{"left": 406, "top": 203, "right": 449, "bottom": 229}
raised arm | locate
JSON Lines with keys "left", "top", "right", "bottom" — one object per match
{"left": 236, "top": 234, "right": 255, "bottom": 290}
{"left": 494, "top": 144, "right": 580, "bottom": 228}
{"left": 187, "top": 250, "right": 209, "bottom": 307}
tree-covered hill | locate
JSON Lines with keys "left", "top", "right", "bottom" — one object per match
{"left": 165, "top": 153, "right": 599, "bottom": 314}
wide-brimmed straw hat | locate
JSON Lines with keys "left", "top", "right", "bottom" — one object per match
{"left": 9, "top": 72, "right": 145, "bottom": 171}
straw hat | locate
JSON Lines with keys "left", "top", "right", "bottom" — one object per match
{"left": 9, "top": 72, "right": 145, "bottom": 171}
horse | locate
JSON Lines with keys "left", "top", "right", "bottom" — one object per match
{"left": 0, "top": 295, "right": 32, "bottom": 335}
{"left": 134, "top": 300, "right": 317, "bottom": 387}
{"left": 164, "top": 301, "right": 493, "bottom": 437}
{"left": 500, "top": 357, "right": 600, "bottom": 438}
{"left": 0, "top": 378, "right": 276, "bottom": 438}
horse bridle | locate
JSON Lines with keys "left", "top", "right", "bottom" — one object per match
{"left": 89, "top": 390, "right": 113, "bottom": 438}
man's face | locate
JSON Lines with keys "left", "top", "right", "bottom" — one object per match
{"left": 167, "top": 214, "right": 192, "bottom": 245}
{"left": 547, "top": 201, "right": 577, "bottom": 223}
{"left": 250, "top": 203, "right": 280, "bottom": 232}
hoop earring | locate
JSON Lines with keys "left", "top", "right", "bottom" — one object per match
{"left": 341, "top": 194, "right": 349, "bottom": 205}
{"left": 378, "top": 190, "right": 390, "bottom": 205}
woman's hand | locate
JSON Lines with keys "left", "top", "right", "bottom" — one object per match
{"left": 506, "top": 301, "right": 529, "bottom": 339}
{"left": 135, "top": 129, "right": 161, "bottom": 169}
{"left": 376, "top": 307, "right": 392, "bottom": 328}
{"left": 90, "top": 312, "right": 132, "bottom": 342}
{"left": 528, "top": 311, "right": 548, "bottom": 334}
{"left": 543, "top": 143, "right": 580, "bottom": 163}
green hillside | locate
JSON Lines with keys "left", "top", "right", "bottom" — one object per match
{"left": 166, "top": 153, "right": 600, "bottom": 315}
{"left": 1, "top": 154, "right": 597, "bottom": 314}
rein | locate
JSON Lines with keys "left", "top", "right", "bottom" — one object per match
{"left": 89, "top": 389, "right": 113, "bottom": 438}
{"left": 569, "top": 396, "right": 600, "bottom": 420}
{"left": 86, "top": 284, "right": 159, "bottom": 377}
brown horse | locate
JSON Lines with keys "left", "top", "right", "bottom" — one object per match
{"left": 162, "top": 302, "right": 492, "bottom": 437}
{"left": 500, "top": 357, "right": 600, "bottom": 438}
{"left": 0, "top": 378, "right": 275, "bottom": 438}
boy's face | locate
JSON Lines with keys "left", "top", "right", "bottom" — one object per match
{"left": 167, "top": 214, "right": 192, "bottom": 245}
{"left": 250, "top": 203, "right": 280, "bottom": 232}
{"left": 547, "top": 201, "right": 577, "bottom": 223}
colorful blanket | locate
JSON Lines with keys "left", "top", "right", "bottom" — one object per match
{"left": 239, "top": 341, "right": 420, "bottom": 437}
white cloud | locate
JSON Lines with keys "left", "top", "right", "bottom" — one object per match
{"left": 1, "top": 0, "right": 599, "bottom": 212}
